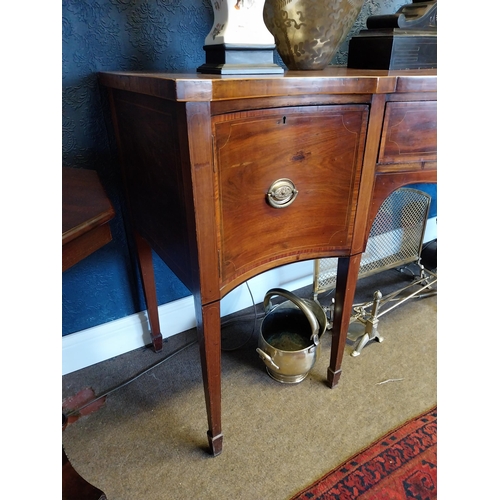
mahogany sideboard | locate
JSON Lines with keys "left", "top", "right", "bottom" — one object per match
{"left": 98, "top": 68, "right": 437, "bottom": 456}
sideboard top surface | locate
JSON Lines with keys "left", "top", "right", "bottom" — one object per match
{"left": 98, "top": 67, "right": 437, "bottom": 102}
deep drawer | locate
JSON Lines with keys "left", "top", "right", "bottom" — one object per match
{"left": 378, "top": 101, "right": 437, "bottom": 164}
{"left": 213, "top": 105, "right": 369, "bottom": 286}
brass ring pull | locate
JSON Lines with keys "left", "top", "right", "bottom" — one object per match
{"left": 266, "top": 178, "right": 298, "bottom": 209}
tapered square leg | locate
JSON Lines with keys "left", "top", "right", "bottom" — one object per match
{"left": 134, "top": 231, "right": 163, "bottom": 352}
{"left": 195, "top": 300, "right": 223, "bottom": 455}
{"left": 327, "top": 254, "right": 363, "bottom": 388}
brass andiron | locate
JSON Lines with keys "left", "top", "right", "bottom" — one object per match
{"left": 351, "top": 290, "right": 384, "bottom": 357}
{"left": 313, "top": 187, "right": 437, "bottom": 357}
{"left": 346, "top": 265, "right": 437, "bottom": 357}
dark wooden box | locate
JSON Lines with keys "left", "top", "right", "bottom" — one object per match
{"left": 347, "top": 29, "right": 437, "bottom": 70}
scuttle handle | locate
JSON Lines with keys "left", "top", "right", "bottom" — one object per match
{"left": 256, "top": 348, "right": 280, "bottom": 370}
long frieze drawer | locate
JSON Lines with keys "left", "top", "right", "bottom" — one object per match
{"left": 213, "top": 105, "right": 369, "bottom": 286}
{"left": 378, "top": 101, "right": 437, "bottom": 164}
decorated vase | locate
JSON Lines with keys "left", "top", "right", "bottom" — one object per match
{"left": 264, "top": 0, "right": 365, "bottom": 70}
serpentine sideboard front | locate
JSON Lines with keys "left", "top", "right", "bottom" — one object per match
{"left": 99, "top": 68, "right": 437, "bottom": 456}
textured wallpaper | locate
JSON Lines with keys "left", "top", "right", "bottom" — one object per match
{"left": 62, "top": 0, "right": 410, "bottom": 336}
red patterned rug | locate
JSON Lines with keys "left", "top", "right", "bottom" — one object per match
{"left": 291, "top": 407, "right": 437, "bottom": 500}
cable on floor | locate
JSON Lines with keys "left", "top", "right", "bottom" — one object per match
{"left": 221, "top": 281, "right": 263, "bottom": 351}
{"left": 64, "top": 282, "right": 265, "bottom": 418}
{"left": 63, "top": 339, "right": 198, "bottom": 418}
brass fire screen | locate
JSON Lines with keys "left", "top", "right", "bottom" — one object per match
{"left": 313, "top": 187, "right": 432, "bottom": 299}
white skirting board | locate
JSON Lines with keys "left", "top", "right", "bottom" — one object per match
{"left": 62, "top": 260, "right": 315, "bottom": 375}
{"left": 423, "top": 216, "right": 437, "bottom": 246}
{"left": 62, "top": 217, "right": 436, "bottom": 376}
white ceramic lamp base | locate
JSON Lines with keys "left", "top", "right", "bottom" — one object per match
{"left": 197, "top": 0, "right": 283, "bottom": 75}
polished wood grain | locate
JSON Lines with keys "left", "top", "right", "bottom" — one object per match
{"left": 133, "top": 231, "right": 164, "bottom": 352}
{"left": 213, "top": 105, "right": 368, "bottom": 287}
{"left": 99, "top": 68, "right": 437, "bottom": 456}
{"left": 98, "top": 67, "right": 437, "bottom": 102}
{"left": 379, "top": 101, "right": 437, "bottom": 164}
{"left": 62, "top": 167, "right": 115, "bottom": 271}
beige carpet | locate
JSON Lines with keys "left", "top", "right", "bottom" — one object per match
{"left": 62, "top": 267, "right": 437, "bottom": 500}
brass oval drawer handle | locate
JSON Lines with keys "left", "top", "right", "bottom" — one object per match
{"left": 266, "top": 178, "right": 298, "bottom": 209}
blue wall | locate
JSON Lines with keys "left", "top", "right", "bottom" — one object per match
{"left": 407, "top": 183, "right": 437, "bottom": 219}
{"left": 62, "top": 0, "right": 413, "bottom": 336}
